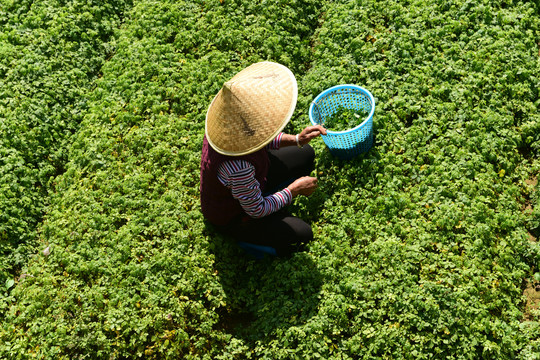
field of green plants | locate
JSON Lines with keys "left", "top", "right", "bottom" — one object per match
{"left": 1, "top": 0, "right": 539, "bottom": 358}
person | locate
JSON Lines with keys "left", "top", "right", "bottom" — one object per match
{"left": 200, "top": 61, "right": 326, "bottom": 256}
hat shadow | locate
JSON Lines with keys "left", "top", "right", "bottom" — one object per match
{"left": 204, "top": 223, "right": 323, "bottom": 345}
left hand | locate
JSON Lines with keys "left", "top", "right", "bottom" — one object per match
{"left": 297, "top": 125, "right": 327, "bottom": 146}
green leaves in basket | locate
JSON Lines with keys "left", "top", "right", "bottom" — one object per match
{"left": 323, "top": 106, "right": 370, "bottom": 131}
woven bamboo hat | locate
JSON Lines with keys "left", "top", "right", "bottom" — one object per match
{"left": 205, "top": 61, "right": 298, "bottom": 156}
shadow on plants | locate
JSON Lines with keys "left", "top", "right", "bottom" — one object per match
{"left": 204, "top": 223, "right": 323, "bottom": 343}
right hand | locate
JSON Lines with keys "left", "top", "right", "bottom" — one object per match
{"left": 297, "top": 125, "right": 328, "bottom": 146}
{"left": 287, "top": 176, "right": 319, "bottom": 197}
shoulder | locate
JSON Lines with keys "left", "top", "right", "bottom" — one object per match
{"left": 218, "top": 159, "right": 255, "bottom": 179}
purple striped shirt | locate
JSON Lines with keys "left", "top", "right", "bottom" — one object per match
{"left": 217, "top": 133, "right": 292, "bottom": 218}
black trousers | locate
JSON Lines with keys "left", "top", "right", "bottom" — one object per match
{"left": 219, "top": 145, "right": 315, "bottom": 256}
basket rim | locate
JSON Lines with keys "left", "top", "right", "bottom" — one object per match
{"left": 309, "top": 84, "right": 375, "bottom": 135}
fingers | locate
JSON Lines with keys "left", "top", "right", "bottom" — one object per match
{"left": 299, "top": 125, "right": 327, "bottom": 144}
{"left": 314, "top": 124, "right": 328, "bottom": 135}
{"left": 301, "top": 176, "right": 318, "bottom": 186}
{"left": 298, "top": 176, "right": 318, "bottom": 196}
{"left": 288, "top": 176, "right": 319, "bottom": 197}
{"left": 303, "top": 125, "right": 327, "bottom": 137}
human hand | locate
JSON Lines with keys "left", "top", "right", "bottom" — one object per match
{"left": 297, "top": 125, "right": 327, "bottom": 146}
{"left": 287, "top": 176, "right": 319, "bottom": 197}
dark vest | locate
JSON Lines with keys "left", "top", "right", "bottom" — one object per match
{"left": 200, "top": 135, "right": 269, "bottom": 226}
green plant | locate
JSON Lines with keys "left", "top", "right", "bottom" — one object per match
{"left": 323, "top": 106, "right": 370, "bottom": 131}
{"left": 1, "top": 0, "right": 539, "bottom": 359}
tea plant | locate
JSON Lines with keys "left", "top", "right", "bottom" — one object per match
{"left": 1, "top": 0, "right": 539, "bottom": 359}
{"left": 1, "top": 0, "right": 325, "bottom": 358}
{"left": 291, "top": 0, "right": 540, "bottom": 358}
{"left": 0, "top": 0, "right": 133, "bottom": 287}
{"left": 322, "top": 106, "right": 370, "bottom": 131}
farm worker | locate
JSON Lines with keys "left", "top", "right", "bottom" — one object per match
{"left": 200, "top": 61, "right": 326, "bottom": 256}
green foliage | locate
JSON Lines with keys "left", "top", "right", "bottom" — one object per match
{"left": 322, "top": 106, "right": 370, "bottom": 132}
{"left": 0, "top": 0, "right": 133, "bottom": 286}
{"left": 1, "top": 0, "right": 324, "bottom": 358}
{"left": 1, "top": 0, "right": 540, "bottom": 359}
{"left": 293, "top": 0, "right": 540, "bottom": 358}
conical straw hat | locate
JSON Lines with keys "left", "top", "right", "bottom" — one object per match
{"left": 205, "top": 61, "right": 298, "bottom": 156}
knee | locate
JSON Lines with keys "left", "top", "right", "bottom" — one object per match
{"left": 281, "top": 217, "right": 313, "bottom": 255}
{"left": 303, "top": 144, "right": 315, "bottom": 165}
{"left": 295, "top": 219, "right": 313, "bottom": 243}
{"left": 296, "top": 145, "right": 315, "bottom": 176}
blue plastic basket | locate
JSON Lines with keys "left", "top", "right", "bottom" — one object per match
{"left": 309, "top": 84, "right": 375, "bottom": 160}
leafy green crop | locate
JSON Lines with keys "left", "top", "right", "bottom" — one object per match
{"left": 1, "top": 0, "right": 539, "bottom": 359}
{"left": 292, "top": 0, "right": 540, "bottom": 358}
{"left": 0, "top": 0, "right": 133, "bottom": 287}
{"left": 323, "top": 106, "right": 370, "bottom": 131}
{"left": 1, "top": 0, "right": 325, "bottom": 358}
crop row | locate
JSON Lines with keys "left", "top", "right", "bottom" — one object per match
{"left": 1, "top": 0, "right": 539, "bottom": 359}
{"left": 290, "top": 0, "right": 540, "bottom": 358}
{"left": 0, "top": 0, "right": 133, "bottom": 287}
{"left": 0, "top": 0, "right": 326, "bottom": 358}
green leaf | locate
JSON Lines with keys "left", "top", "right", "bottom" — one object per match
{"left": 5, "top": 279, "right": 14, "bottom": 289}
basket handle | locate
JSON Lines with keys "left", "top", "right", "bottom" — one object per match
{"left": 311, "top": 101, "right": 324, "bottom": 125}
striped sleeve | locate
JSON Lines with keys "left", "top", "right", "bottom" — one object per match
{"left": 217, "top": 159, "right": 292, "bottom": 219}
{"left": 267, "top": 132, "right": 283, "bottom": 150}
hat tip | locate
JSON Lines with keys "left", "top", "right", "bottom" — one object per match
{"left": 223, "top": 80, "right": 234, "bottom": 91}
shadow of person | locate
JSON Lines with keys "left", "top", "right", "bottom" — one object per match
{"left": 205, "top": 222, "right": 323, "bottom": 344}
